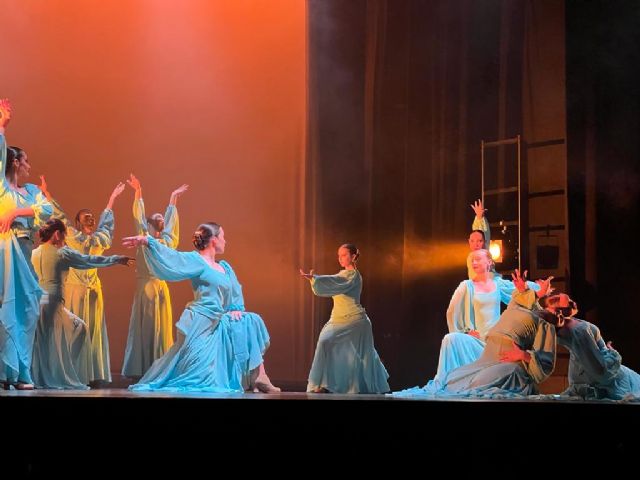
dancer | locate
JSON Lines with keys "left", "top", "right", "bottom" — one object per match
{"left": 122, "top": 174, "right": 187, "bottom": 377}
{"left": 40, "top": 176, "right": 125, "bottom": 384}
{"left": 124, "top": 222, "right": 279, "bottom": 393}
{"left": 300, "top": 244, "right": 389, "bottom": 393}
{"left": 31, "top": 219, "right": 133, "bottom": 389}
{"left": 0, "top": 98, "right": 42, "bottom": 389}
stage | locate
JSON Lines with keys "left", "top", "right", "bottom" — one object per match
{"left": 3, "top": 388, "right": 639, "bottom": 474}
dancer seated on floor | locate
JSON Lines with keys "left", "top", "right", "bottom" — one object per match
{"left": 300, "top": 243, "right": 389, "bottom": 394}
{"left": 123, "top": 222, "right": 280, "bottom": 393}
{"left": 538, "top": 293, "right": 640, "bottom": 400}
{"left": 434, "top": 249, "right": 547, "bottom": 381}
{"left": 394, "top": 269, "right": 556, "bottom": 397}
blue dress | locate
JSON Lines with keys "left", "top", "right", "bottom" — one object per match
{"left": 0, "top": 133, "right": 44, "bottom": 385}
{"left": 557, "top": 319, "right": 640, "bottom": 400}
{"left": 122, "top": 198, "right": 178, "bottom": 377}
{"left": 435, "top": 277, "right": 540, "bottom": 382}
{"left": 31, "top": 244, "right": 126, "bottom": 389}
{"left": 306, "top": 269, "right": 389, "bottom": 393}
{"left": 395, "top": 290, "right": 556, "bottom": 398}
{"left": 130, "top": 237, "right": 270, "bottom": 392}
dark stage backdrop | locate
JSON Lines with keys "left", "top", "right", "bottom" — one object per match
{"left": 567, "top": 0, "right": 640, "bottom": 370}
{"left": 307, "top": 0, "right": 536, "bottom": 389}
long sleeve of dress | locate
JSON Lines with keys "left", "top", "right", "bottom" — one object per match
{"left": 159, "top": 204, "right": 179, "bottom": 249}
{"left": 220, "top": 260, "right": 245, "bottom": 311}
{"left": 524, "top": 320, "right": 557, "bottom": 383}
{"left": 132, "top": 198, "right": 148, "bottom": 236}
{"left": 472, "top": 215, "right": 491, "bottom": 245}
{"left": 142, "top": 236, "right": 204, "bottom": 282}
{"left": 88, "top": 209, "right": 114, "bottom": 249}
{"left": 310, "top": 271, "right": 356, "bottom": 297}
{"left": 24, "top": 184, "right": 53, "bottom": 228}
{"left": 446, "top": 281, "right": 472, "bottom": 333}
{"left": 58, "top": 246, "right": 125, "bottom": 270}
{"left": 496, "top": 278, "right": 540, "bottom": 305}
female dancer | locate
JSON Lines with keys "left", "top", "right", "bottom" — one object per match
{"left": 122, "top": 174, "right": 187, "bottom": 377}
{"left": 124, "top": 222, "right": 279, "bottom": 393}
{"left": 300, "top": 244, "right": 389, "bottom": 393}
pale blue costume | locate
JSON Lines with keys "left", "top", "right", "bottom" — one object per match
{"left": 556, "top": 318, "right": 640, "bottom": 400}
{"left": 122, "top": 198, "right": 178, "bottom": 377}
{"left": 130, "top": 237, "right": 270, "bottom": 392}
{"left": 395, "top": 290, "right": 556, "bottom": 397}
{"left": 8, "top": 183, "right": 53, "bottom": 276}
{"left": 50, "top": 199, "right": 116, "bottom": 382}
{"left": 0, "top": 133, "right": 44, "bottom": 385}
{"left": 31, "top": 243, "right": 126, "bottom": 389}
{"left": 435, "top": 276, "right": 540, "bottom": 382}
{"left": 306, "top": 269, "right": 390, "bottom": 393}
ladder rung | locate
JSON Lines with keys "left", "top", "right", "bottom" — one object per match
{"left": 484, "top": 187, "right": 518, "bottom": 195}
{"left": 482, "top": 137, "right": 519, "bottom": 147}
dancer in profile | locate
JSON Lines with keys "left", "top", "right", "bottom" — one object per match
{"left": 124, "top": 222, "right": 280, "bottom": 393}
{"left": 31, "top": 219, "right": 133, "bottom": 389}
{"left": 0, "top": 98, "right": 43, "bottom": 390}
{"left": 300, "top": 243, "right": 389, "bottom": 394}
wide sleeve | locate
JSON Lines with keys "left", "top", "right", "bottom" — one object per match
{"left": 446, "top": 281, "right": 473, "bottom": 333}
{"left": 496, "top": 277, "right": 540, "bottom": 305}
{"left": 142, "top": 236, "right": 204, "bottom": 282}
{"left": 575, "top": 325, "right": 621, "bottom": 384}
{"left": 58, "top": 246, "right": 125, "bottom": 270}
{"left": 472, "top": 215, "right": 491, "bottom": 245}
{"left": 88, "top": 209, "right": 114, "bottom": 249}
{"left": 25, "top": 185, "right": 53, "bottom": 227}
{"left": 310, "top": 271, "right": 357, "bottom": 297}
{"left": 132, "top": 198, "right": 148, "bottom": 236}
{"left": 524, "top": 319, "right": 557, "bottom": 384}
{"left": 158, "top": 204, "right": 179, "bottom": 249}
{"left": 220, "top": 260, "right": 245, "bottom": 311}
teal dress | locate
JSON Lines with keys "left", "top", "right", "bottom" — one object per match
{"left": 122, "top": 198, "right": 178, "bottom": 377}
{"left": 306, "top": 269, "right": 389, "bottom": 393}
{"left": 0, "top": 133, "right": 44, "bottom": 385}
{"left": 130, "top": 237, "right": 270, "bottom": 392}
{"left": 31, "top": 244, "right": 126, "bottom": 389}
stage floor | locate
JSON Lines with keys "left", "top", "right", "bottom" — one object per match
{"left": 3, "top": 388, "right": 638, "bottom": 474}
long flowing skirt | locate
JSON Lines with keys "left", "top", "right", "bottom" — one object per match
{"left": 307, "top": 313, "right": 389, "bottom": 393}
{"left": 130, "top": 308, "right": 270, "bottom": 393}
{"left": 122, "top": 277, "right": 174, "bottom": 377}
{"left": 32, "top": 300, "right": 91, "bottom": 389}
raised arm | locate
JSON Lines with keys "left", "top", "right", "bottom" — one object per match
{"left": 470, "top": 199, "right": 490, "bottom": 245}
{"left": 160, "top": 184, "right": 188, "bottom": 248}
{"left": 128, "top": 174, "right": 147, "bottom": 236}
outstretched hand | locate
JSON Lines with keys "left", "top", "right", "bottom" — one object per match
{"left": 127, "top": 173, "right": 141, "bottom": 192}
{"left": 118, "top": 256, "right": 136, "bottom": 267}
{"left": 511, "top": 269, "right": 529, "bottom": 293}
{"left": 470, "top": 199, "right": 486, "bottom": 219}
{"left": 299, "top": 268, "right": 314, "bottom": 280}
{"left": 122, "top": 235, "right": 148, "bottom": 248}
{"left": 170, "top": 184, "right": 189, "bottom": 205}
{"left": 535, "top": 276, "right": 554, "bottom": 298}
{"left": 39, "top": 175, "right": 51, "bottom": 198}
{"left": 0, "top": 98, "right": 12, "bottom": 129}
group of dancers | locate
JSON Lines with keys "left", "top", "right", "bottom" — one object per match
{"left": 1, "top": 98, "right": 639, "bottom": 400}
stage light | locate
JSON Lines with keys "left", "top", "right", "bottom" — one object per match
{"left": 489, "top": 240, "right": 503, "bottom": 263}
